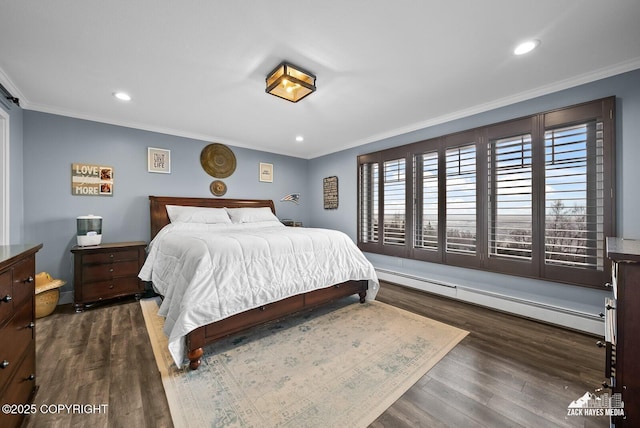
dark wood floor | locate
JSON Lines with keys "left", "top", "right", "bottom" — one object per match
{"left": 23, "top": 282, "right": 607, "bottom": 427}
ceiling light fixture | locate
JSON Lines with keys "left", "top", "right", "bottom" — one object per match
{"left": 266, "top": 62, "right": 316, "bottom": 103}
{"left": 113, "top": 92, "right": 131, "bottom": 101}
{"left": 295, "top": 135, "right": 304, "bottom": 142}
{"left": 514, "top": 40, "right": 540, "bottom": 56}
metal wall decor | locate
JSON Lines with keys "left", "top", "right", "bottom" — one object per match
{"left": 200, "top": 143, "right": 236, "bottom": 178}
{"left": 323, "top": 176, "right": 338, "bottom": 209}
{"left": 210, "top": 180, "right": 227, "bottom": 196}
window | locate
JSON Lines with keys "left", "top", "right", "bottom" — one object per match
{"left": 383, "top": 159, "right": 406, "bottom": 246}
{"left": 446, "top": 144, "right": 477, "bottom": 255}
{"left": 488, "top": 133, "right": 533, "bottom": 261}
{"left": 357, "top": 97, "right": 615, "bottom": 288}
{"left": 413, "top": 151, "right": 438, "bottom": 251}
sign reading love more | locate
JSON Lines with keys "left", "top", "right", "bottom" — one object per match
{"left": 71, "top": 163, "right": 114, "bottom": 196}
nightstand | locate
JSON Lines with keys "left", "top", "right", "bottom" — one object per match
{"left": 71, "top": 241, "right": 146, "bottom": 312}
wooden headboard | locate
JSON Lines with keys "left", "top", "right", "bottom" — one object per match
{"left": 149, "top": 196, "right": 276, "bottom": 240}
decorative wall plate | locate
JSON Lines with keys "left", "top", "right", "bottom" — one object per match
{"left": 210, "top": 180, "right": 227, "bottom": 196}
{"left": 200, "top": 143, "right": 237, "bottom": 178}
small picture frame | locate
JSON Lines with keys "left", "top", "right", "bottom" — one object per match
{"left": 148, "top": 147, "right": 171, "bottom": 174}
{"left": 259, "top": 162, "right": 273, "bottom": 183}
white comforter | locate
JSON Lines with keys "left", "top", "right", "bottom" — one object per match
{"left": 138, "top": 221, "right": 379, "bottom": 366}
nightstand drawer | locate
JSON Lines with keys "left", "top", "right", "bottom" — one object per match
{"left": 81, "top": 277, "right": 142, "bottom": 302}
{"left": 82, "top": 260, "right": 139, "bottom": 282}
{"left": 0, "top": 301, "right": 34, "bottom": 391}
{"left": 82, "top": 249, "right": 139, "bottom": 265}
{"left": 11, "top": 255, "right": 35, "bottom": 307}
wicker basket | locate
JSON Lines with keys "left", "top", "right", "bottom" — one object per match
{"left": 35, "top": 272, "right": 65, "bottom": 319}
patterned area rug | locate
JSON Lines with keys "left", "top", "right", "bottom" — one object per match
{"left": 140, "top": 296, "right": 468, "bottom": 428}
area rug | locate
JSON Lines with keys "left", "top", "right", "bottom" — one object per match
{"left": 140, "top": 296, "right": 468, "bottom": 428}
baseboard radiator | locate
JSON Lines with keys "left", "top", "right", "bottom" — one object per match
{"left": 376, "top": 268, "right": 604, "bottom": 336}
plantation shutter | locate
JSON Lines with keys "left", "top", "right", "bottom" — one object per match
{"left": 413, "top": 151, "right": 439, "bottom": 251}
{"left": 488, "top": 134, "right": 533, "bottom": 260}
{"left": 544, "top": 121, "right": 604, "bottom": 270}
{"left": 383, "top": 158, "right": 406, "bottom": 246}
{"left": 358, "top": 161, "right": 379, "bottom": 244}
{"left": 445, "top": 145, "right": 476, "bottom": 255}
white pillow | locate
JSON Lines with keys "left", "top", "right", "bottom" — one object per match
{"left": 166, "top": 205, "right": 232, "bottom": 224}
{"left": 226, "top": 207, "right": 279, "bottom": 223}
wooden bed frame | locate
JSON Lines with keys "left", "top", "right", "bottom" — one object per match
{"left": 148, "top": 196, "right": 368, "bottom": 370}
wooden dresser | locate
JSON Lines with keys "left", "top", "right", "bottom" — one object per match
{"left": 606, "top": 237, "right": 640, "bottom": 427}
{"left": 71, "top": 241, "right": 146, "bottom": 312}
{"left": 0, "top": 244, "right": 42, "bottom": 428}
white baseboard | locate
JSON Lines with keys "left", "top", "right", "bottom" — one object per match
{"left": 376, "top": 269, "right": 604, "bottom": 336}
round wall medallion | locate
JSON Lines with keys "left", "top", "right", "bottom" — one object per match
{"left": 210, "top": 180, "right": 227, "bottom": 196}
{"left": 200, "top": 143, "right": 237, "bottom": 178}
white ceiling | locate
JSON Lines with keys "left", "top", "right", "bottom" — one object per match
{"left": 1, "top": 1, "right": 639, "bottom": 159}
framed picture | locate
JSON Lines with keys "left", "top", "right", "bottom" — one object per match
{"left": 71, "top": 163, "right": 114, "bottom": 197}
{"left": 323, "top": 176, "right": 338, "bottom": 209}
{"left": 148, "top": 147, "right": 171, "bottom": 174}
{"left": 259, "top": 162, "right": 273, "bottom": 183}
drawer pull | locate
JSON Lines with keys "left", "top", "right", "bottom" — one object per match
{"left": 596, "top": 341, "right": 605, "bottom": 348}
{"left": 604, "top": 282, "right": 612, "bottom": 288}
{"left": 24, "top": 276, "right": 34, "bottom": 283}
{"left": 110, "top": 254, "right": 114, "bottom": 258}
{"left": 599, "top": 312, "right": 605, "bottom": 318}
{"left": 27, "top": 374, "right": 35, "bottom": 381}
{"left": 1, "top": 294, "right": 11, "bottom": 303}
{"left": 605, "top": 303, "right": 615, "bottom": 310}
{"left": 109, "top": 284, "right": 114, "bottom": 289}
{"left": 259, "top": 306, "right": 266, "bottom": 311}
{"left": 0, "top": 360, "right": 9, "bottom": 369}
{"left": 28, "top": 322, "right": 35, "bottom": 329}
{"left": 109, "top": 268, "right": 114, "bottom": 272}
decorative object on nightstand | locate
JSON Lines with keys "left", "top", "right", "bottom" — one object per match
{"left": 71, "top": 241, "right": 146, "bottom": 312}
{"left": 34, "top": 272, "right": 65, "bottom": 319}
{"left": 0, "top": 243, "right": 42, "bottom": 428}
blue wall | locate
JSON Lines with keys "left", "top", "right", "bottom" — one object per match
{"left": 307, "top": 68, "right": 640, "bottom": 318}
{"left": 22, "top": 112, "right": 310, "bottom": 294}
{"left": 13, "top": 68, "right": 640, "bottom": 320}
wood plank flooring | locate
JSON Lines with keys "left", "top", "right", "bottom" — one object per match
{"left": 23, "top": 282, "right": 608, "bottom": 427}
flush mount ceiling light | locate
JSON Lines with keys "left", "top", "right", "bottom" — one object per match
{"left": 266, "top": 62, "right": 316, "bottom": 103}
{"left": 514, "top": 39, "right": 540, "bottom": 55}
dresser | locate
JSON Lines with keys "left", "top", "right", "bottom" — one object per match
{"left": 605, "top": 237, "right": 640, "bottom": 427}
{"left": 0, "top": 244, "right": 42, "bottom": 428}
{"left": 71, "top": 241, "right": 146, "bottom": 312}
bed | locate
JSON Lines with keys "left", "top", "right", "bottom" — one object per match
{"left": 139, "top": 196, "right": 379, "bottom": 370}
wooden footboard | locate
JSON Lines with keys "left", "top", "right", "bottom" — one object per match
{"left": 186, "top": 279, "right": 368, "bottom": 370}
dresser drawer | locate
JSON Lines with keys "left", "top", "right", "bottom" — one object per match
{"left": 11, "top": 255, "right": 35, "bottom": 308}
{"left": 82, "top": 249, "right": 139, "bottom": 265}
{"left": 82, "top": 260, "right": 140, "bottom": 282}
{"left": 0, "top": 342, "right": 36, "bottom": 428}
{"left": 0, "top": 301, "right": 34, "bottom": 392}
{"left": 0, "top": 270, "right": 12, "bottom": 325}
{"left": 80, "top": 276, "right": 142, "bottom": 302}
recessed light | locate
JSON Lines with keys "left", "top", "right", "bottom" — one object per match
{"left": 113, "top": 92, "right": 131, "bottom": 101}
{"left": 295, "top": 135, "right": 304, "bottom": 142}
{"left": 514, "top": 39, "right": 540, "bottom": 55}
